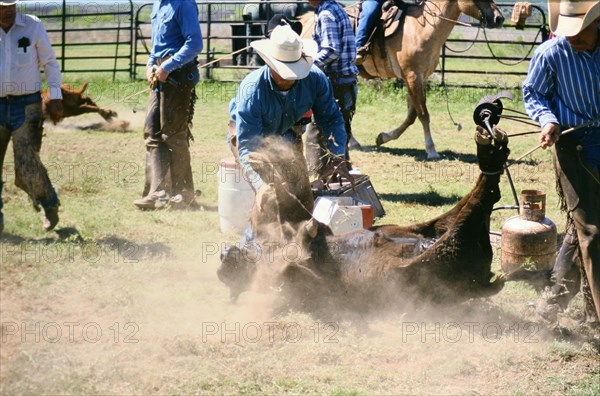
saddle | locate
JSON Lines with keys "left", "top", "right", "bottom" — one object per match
{"left": 359, "top": 0, "right": 411, "bottom": 58}
{"left": 381, "top": 0, "right": 408, "bottom": 38}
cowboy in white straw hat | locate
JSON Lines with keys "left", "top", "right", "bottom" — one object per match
{"left": 250, "top": 24, "right": 318, "bottom": 81}
{"left": 549, "top": 0, "right": 600, "bottom": 37}
{"left": 522, "top": 1, "right": 600, "bottom": 322}
{"left": 227, "top": 24, "right": 353, "bottom": 239}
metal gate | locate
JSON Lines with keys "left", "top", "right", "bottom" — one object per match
{"left": 134, "top": 1, "right": 547, "bottom": 87}
{"left": 26, "top": 0, "right": 134, "bottom": 79}
{"left": 439, "top": 3, "right": 549, "bottom": 87}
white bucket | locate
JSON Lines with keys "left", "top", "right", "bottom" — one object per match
{"left": 313, "top": 196, "right": 368, "bottom": 235}
{"left": 217, "top": 157, "right": 255, "bottom": 233}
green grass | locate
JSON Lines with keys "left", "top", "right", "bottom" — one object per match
{"left": 1, "top": 79, "right": 598, "bottom": 395}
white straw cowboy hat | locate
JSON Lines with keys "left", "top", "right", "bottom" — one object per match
{"left": 251, "top": 24, "right": 318, "bottom": 80}
{"left": 549, "top": 0, "right": 600, "bottom": 36}
{"left": 0, "top": 0, "right": 19, "bottom": 5}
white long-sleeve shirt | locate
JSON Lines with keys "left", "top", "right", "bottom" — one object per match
{"left": 0, "top": 13, "right": 62, "bottom": 99}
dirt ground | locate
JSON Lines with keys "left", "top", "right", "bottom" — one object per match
{"left": 1, "top": 95, "right": 599, "bottom": 395}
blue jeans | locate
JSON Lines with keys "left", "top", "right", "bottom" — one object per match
{"left": 0, "top": 95, "right": 59, "bottom": 226}
{"left": 356, "top": 0, "right": 385, "bottom": 49}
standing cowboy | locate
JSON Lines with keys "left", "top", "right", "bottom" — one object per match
{"left": 523, "top": 0, "right": 600, "bottom": 322}
{"left": 134, "top": 0, "right": 203, "bottom": 210}
{"left": 308, "top": 0, "right": 361, "bottom": 162}
{"left": 0, "top": 0, "right": 63, "bottom": 234}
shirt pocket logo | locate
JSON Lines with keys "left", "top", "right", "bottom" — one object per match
{"left": 15, "top": 36, "right": 33, "bottom": 67}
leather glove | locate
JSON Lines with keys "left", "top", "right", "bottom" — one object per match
{"left": 320, "top": 156, "right": 356, "bottom": 187}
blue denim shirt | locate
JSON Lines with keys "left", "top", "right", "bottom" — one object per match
{"left": 147, "top": 0, "right": 203, "bottom": 74}
{"left": 229, "top": 65, "right": 347, "bottom": 190}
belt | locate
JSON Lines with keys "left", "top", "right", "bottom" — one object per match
{"left": 327, "top": 73, "right": 356, "bottom": 79}
{"left": 0, "top": 92, "right": 42, "bottom": 103}
{"left": 156, "top": 56, "right": 198, "bottom": 71}
{"left": 156, "top": 55, "right": 171, "bottom": 66}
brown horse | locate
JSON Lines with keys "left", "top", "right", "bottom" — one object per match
{"left": 301, "top": 0, "right": 504, "bottom": 159}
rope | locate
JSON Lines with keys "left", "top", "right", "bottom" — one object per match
{"left": 120, "top": 45, "right": 252, "bottom": 103}
{"left": 442, "top": 83, "right": 462, "bottom": 131}
{"left": 421, "top": 1, "right": 541, "bottom": 67}
{"left": 444, "top": 26, "right": 480, "bottom": 53}
{"left": 201, "top": 45, "right": 251, "bottom": 69}
{"left": 507, "top": 117, "right": 600, "bottom": 167}
{"left": 503, "top": 108, "right": 531, "bottom": 117}
{"left": 422, "top": 0, "right": 477, "bottom": 27}
{"left": 482, "top": 25, "right": 543, "bottom": 66}
{"left": 507, "top": 130, "right": 540, "bottom": 138}
{"left": 498, "top": 114, "right": 540, "bottom": 127}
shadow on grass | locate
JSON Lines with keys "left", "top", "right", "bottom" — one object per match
{"left": 361, "top": 145, "right": 479, "bottom": 163}
{"left": 381, "top": 191, "right": 462, "bottom": 206}
{"left": 0, "top": 227, "right": 172, "bottom": 260}
{"left": 506, "top": 157, "right": 540, "bottom": 167}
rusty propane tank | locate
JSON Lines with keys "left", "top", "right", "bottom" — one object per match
{"left": 501, "top": 190, "right": 557, "bottom": 273}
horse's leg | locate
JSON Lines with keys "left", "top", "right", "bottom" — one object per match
{"left": 409, "top": 75, "right": 439, "bottom": 160}
{"left": 377, "top": 74, "right": 440, "bottom": 160}
{"left": 375, "top": 97, "right": 417, "bottom": 147}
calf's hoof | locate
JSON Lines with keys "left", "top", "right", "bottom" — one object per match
{"left": 101, "top": 109, "right": 118, "bottom": 121}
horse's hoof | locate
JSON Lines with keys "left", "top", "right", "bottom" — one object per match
{"left": 348, "top": 136, "right": 363, "bottom": 151}
{"left": 426, "top": 152, "right": 441, "bottom": 160}
{"left": 375, "top": 133, "right": 386, "bottom": 147}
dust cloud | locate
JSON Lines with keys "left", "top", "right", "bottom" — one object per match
{"left": 45, "top": 105, "right": 145, "bottom": 133}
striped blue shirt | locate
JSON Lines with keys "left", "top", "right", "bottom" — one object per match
{"left": 312, "top": 0, "right": 359, "bottom": 77}
{"left": 523, "top": 30, "right": 600, "bottom": 129}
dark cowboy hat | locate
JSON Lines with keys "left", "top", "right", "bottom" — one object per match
{"left": 265, "top": 13, "right": 303, "bottom": 37}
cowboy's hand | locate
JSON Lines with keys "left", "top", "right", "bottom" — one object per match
{"left": 540, "top": 123, "right": 560, "bottom": 149}
{"left": 146, "top": 66, "right": 159, "bottom": 90}
{"left": 255, "top": 183, "right": 277, "bottom": 214}
{"left": 146, "top": 66, "right": 155, "bottom": 83}
{"left": 321, "top": 156, "right": 356, "bottom": 187}
{"left": 154, "top": 66, "right": 169, "bottom": 83}
{"left": 47, "top": 99, "right": 64, "bottom": 125}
